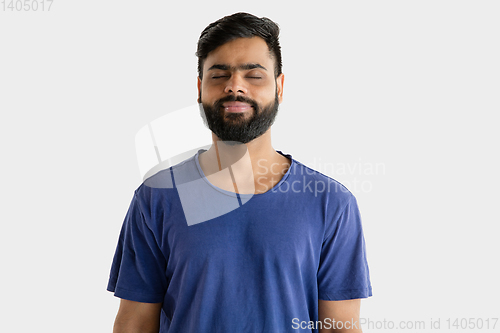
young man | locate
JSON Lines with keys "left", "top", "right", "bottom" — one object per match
{"left": 108, "top": 12, "right": 372, "bottom": 333}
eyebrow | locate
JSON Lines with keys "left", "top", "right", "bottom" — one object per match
{"left": 207, "top": 63, "right": 267, "bottom": 72}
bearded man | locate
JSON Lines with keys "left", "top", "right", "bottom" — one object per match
{"left": 108, "top": 12, "right": 372, "bottom": 333}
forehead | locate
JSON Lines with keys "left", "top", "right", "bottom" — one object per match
{"left": 203, "top": 37, "right": 273, "bottom": 71}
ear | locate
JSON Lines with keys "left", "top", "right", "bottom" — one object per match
{"left": 197, "top": 77, "right": 202, "bottom": 103}
{"left": 276, "top": 73, "right": 285, "bottom": 104}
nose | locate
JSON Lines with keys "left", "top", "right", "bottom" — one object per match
{"left": 224, "top": 74, "right": 247, "bottom": 95}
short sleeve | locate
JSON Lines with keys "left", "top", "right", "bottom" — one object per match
{"left": 107, "top": 191, "right": 168, "bottom": 303}
{"left": 317, "top": 194, "right": 372, "bottom": 301}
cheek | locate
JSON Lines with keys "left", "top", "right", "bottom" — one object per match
{"left": 200, "top": 83, "right": 218, "bottom": 102}
{"left": 255, "top": 84, "right": 276, "bottom": 102}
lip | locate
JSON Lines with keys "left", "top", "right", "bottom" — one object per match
{"left": 222, "top": 101, "right": 252, "bottom": 113}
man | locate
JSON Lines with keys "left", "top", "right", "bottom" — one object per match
{"left": 108, "top": 12, "right": 372, "bottom": 333}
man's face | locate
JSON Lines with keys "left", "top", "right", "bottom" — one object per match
{"left": 198, "top": 37, "right": 284, "bottom": 144}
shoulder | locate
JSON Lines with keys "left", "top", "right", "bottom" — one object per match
{"left": 133, "top": 153, "right": 199, "bottom": 207}
{"left": 142, "top": 153, "right": 198, "bottom": 190}
{"left": 288, "top": 157, "right": 355, "bottom": 207}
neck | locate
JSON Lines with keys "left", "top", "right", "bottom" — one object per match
{"left": 198, "top": 129, "right": 291, "bottom": 194}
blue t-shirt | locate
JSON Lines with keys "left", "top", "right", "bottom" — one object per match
{"left": 107, "top": 151, "right": 372, "bottom": 332}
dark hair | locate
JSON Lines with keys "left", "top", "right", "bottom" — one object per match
{"left": 196, "top": 12, "right": 282, "bottom": 79}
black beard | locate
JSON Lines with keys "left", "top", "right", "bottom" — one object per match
{"left": 199, "top": 93, "right": 280, "bottom": 144}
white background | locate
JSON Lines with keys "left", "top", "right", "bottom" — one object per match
{"left": 1, "top": 0, "right": 499, "bottom": 332}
